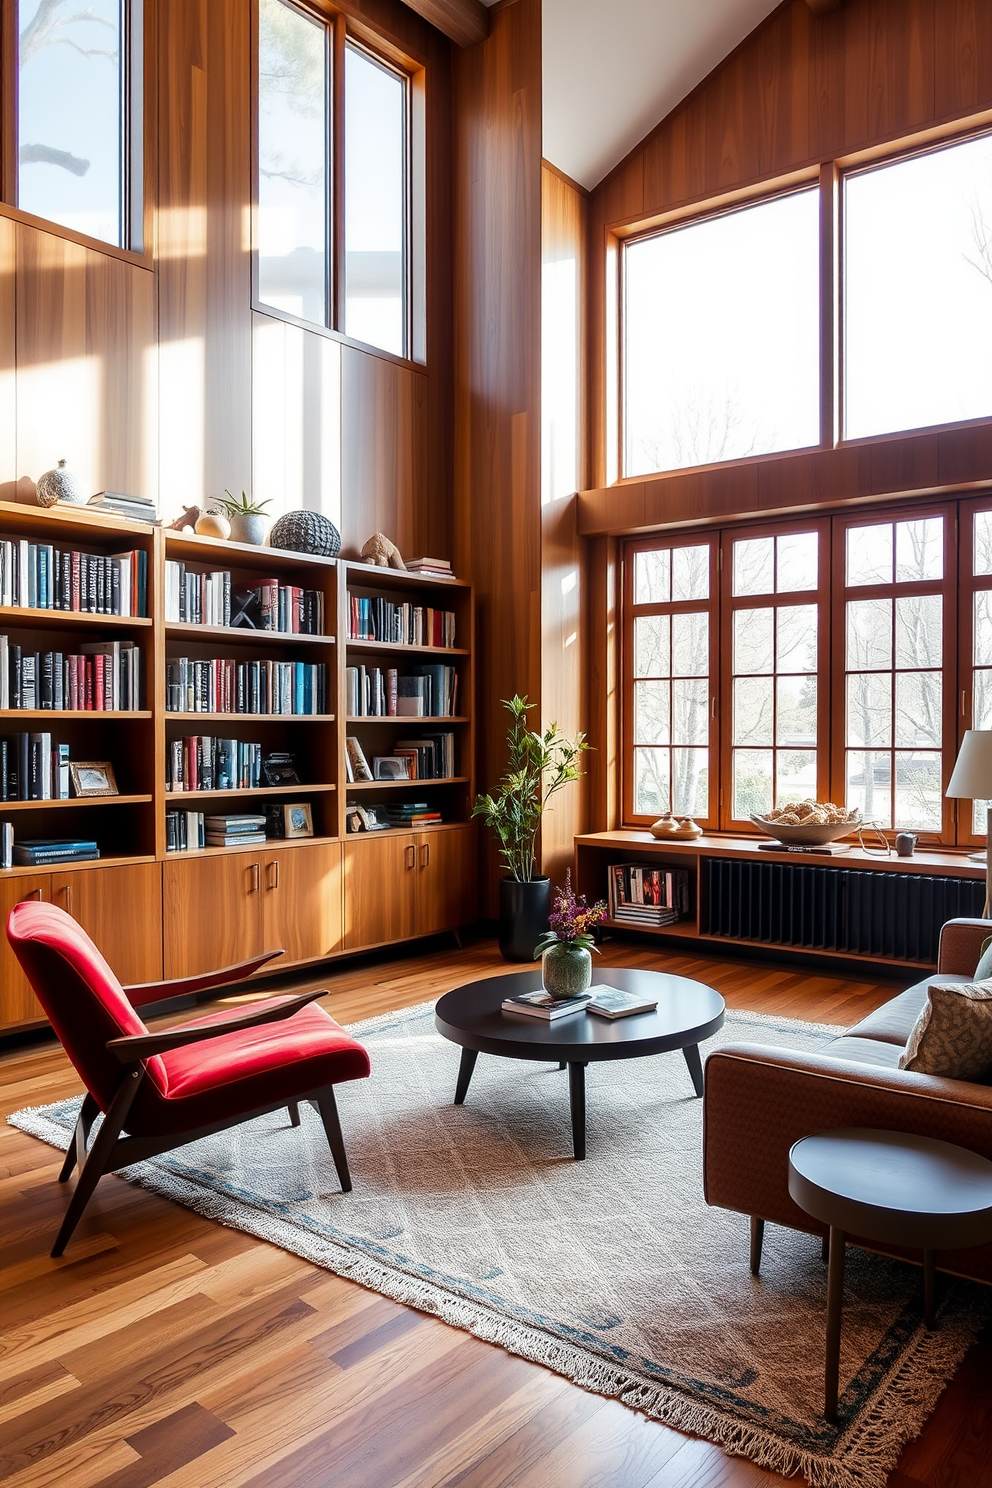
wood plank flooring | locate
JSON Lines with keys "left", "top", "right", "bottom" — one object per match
{"left": 1, "top": 935, "right": 989, "bottom": 1488}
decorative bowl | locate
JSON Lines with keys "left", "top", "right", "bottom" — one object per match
{"left": 750, "top": 812, "right": 862, "bottom": 847}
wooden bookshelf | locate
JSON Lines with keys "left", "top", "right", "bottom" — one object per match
{"left": 0, "top": 511, "right": 478, "bottom": 1034}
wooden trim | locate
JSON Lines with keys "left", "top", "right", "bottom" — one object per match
{"left": 0, "top": 202, "right": 154, "bottom": 271}
{"left": 541, "top": 158, "right": 591, "bottom": 201}
{"left": 394, "top": 0, "right": 488, "bottom": 49}
{"left": 332, "top": 18, "right": 347, "bottom": 333}
{"left": 819, "top": 161, "right": 839, "bottom": 449}
{"left": 957, "top": 495, "right": 992, "bottom": 848}
{"left": 0, "top": 0, "right": 14, "bottom": 206}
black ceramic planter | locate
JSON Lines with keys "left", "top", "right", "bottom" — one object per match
{"left": 498, "top": 876, "right": 551, "bottom": 962}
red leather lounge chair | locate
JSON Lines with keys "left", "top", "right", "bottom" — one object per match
{"left": 7, "top": 900, "right": 371, "bottom": 1257}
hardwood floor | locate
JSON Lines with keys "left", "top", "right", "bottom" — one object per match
{"left": 1, "top": 935, "right": 989, "bottom": 1488}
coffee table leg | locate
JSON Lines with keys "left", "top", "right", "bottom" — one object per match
{"left": 454, "top": 1048, "right": 478, "bottom": 1105}
{"left": 682, "top": 1043, "right": 704, "bottom": 1098}
{"left": 568, "top": 1062, "right": 587, "bottom": 1160}
{"left": 923, "top": 1249, "right": 936, "bottom": 1329}
{"left": 825, "top": 1226, "right": 846, "bottom": 1423}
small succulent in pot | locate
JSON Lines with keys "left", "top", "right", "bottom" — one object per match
{"left": 534, "top": 872, "right": 608, "bottom": 1000}
{"left": 215, "top": 489, "right": 272, "bottom": 545}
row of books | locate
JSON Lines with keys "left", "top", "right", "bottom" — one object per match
{"left": 164, "top": 563, "right": 326, "bottom": 634}
{"left": 0, "top": 735, "right": 72, "bottom": 801}
{"left": 1, "top": 835, "right": 99, "bottom": 867}
{"left": 344, "top": 663, "right": 459, "bottom": 718}
{"left": 345, "top": 733, "right": 455, "bottom": 781}
{"left": 0, "top": 541, "right": 147, "bottom": 615}
{"left": 165, "top": 810, "right": 266, "bottom": 850}
{"left": 0, "top": 637, "right": 142, "bottom": 711}
{"left": 348, "top": 593, "right": 456, "bottom": 648}
{"left": 166, "top": 737, "right": 266, "bottom": 792}
{"left": 609, "top": 863, "right": 691, "bottom": 926}
{"left": 165, "top": 658, "right": 329, "bottom": 716}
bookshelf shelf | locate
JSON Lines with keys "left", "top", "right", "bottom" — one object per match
{"left": 165, "top": 622, "right": 334, "bottom": 647}
{"left": 0, "top": 852, "right": 158, "bottom": 878}
{"left": 0, "top": 607, "right": 152, "bottom": 632}
{"left": 345, "top": 640, "right": 469, "bottom": 656}
{"left": 0, "top": 793, "right": 154, "bottom": 812}
{"left": 346, "top": 777, "right": 469, "bottom": 790}
{"left": 0, "top": 709, "right": 153, "bottom": 720}
{"left": 346, "top": 715, "right": 469, "bottom": 724}
{"left": 165, "top": 833, "right": 340, "bottom": 860}
{"left": 163, "top": 530, "right": 338, "bottom": 573}
{"left": 167, "top": 783, "right": 336, "bottom": 801}
{"left": 344, "top": 820, "right": 473, "bottom": 839}
{"left": 166, "top": 712, "right": 335, "bottom": 723}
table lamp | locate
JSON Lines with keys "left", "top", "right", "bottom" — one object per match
{"left": 946, "top": 729, "right": 992, "bottom": 916}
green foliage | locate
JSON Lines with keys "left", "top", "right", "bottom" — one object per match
{"left": 472, "top": 696, "right": 589, "bottom": 883}
{"left": 216, "top": 489, "right": 272, "bottom": 517}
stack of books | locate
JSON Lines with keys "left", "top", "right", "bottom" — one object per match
{"left": 13, "top": 838, "right": 99, "bottom": 867}
{"left": 0, "top": 541, "right": 147, "bottom": 615}
{"left": 0, "top": 735, "right": 71, "bottom": 801}
{"left": 167, "top": 737, "right": 264, "bottom": 792}
{"left": 347, "top": 592, "right": 456, "bottom": 648}
{"left": 165, "top": 657, "right": 328, "bottom": 715}
{"left": 609, "top": 864, "right": 690, "bottom": 926}
{"left": 382, "top": 801, "right": 442, "bottom": 827}
{"left": 406, "top": 557, "right": 455, "bottom": 580}
{"left": 501, "top": 989, "right": 592, "bottom": 1020}
{"left": 165, "top": 809, "right": 205, "bottom": 852}
{"left": 204, "top": 813, "right": 267, "bottom": 847}
{"left": 87, "top": 492, "right": 161, "bottom": 525}
{"left": 392, "top": 733, "right": 454, "bottom": 779}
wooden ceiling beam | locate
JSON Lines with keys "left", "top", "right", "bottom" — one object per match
{"left": 399, "top": 0, "right": 490, "bottom": 47}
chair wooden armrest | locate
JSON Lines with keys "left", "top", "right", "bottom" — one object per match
{"left": 107, "top": 989, "right": 327, "bottom": 1062}
{"left": 122, "top": 949, "right": 285, "bottom": 1006}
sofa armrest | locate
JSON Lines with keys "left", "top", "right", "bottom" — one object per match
{"left": 937, "top": 917, "right": 992, "bottom": 976}
{"left": 704, "top": 1043, "right": 992, "bottom": 1240}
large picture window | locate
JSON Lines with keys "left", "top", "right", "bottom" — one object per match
{"left": 344, "top": 43, "right": 408, "bottom": 358}
{"left": 15, "top": 0, "right": 142, "bottom": 249}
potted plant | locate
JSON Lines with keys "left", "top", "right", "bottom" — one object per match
{"left": 216, "top": 489, "right": 272, "bottom": 545}
{"left": 473, "top": 695, "right": 589, "bottom": 961}
{"left": 535, "top": 873, "right": 607, "bottom": 999}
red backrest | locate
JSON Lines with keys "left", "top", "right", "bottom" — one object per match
{"left": 7, "top": 901, "right": 166, "bottom": 1112}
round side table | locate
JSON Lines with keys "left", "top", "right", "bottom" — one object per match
{"left": 788, "top": 1128, "right": 992, "bottom": 1423}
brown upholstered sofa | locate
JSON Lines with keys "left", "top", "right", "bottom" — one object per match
{"left": 703, "top": 917, "right": 992, "bottom": 1285}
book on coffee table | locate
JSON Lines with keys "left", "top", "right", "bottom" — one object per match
{"left": 585, "top": 987, "right": 658, "bottom": 1019}
{"left": 502, "top": 989, "right": 593, "bottom": 1020}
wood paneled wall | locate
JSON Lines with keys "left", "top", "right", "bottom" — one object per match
{"left": 453, "top": 0, "right": 543, "bottom": 908}
{"left": 1, "top": 0, "right": 453, "bottom": 564}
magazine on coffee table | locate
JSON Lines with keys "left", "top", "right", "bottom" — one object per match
{"left": 501, "top": 989, "right": 593, "bottom": 1020}
{"left": 585, "top": 986, "right": 658, "bottom": 1019}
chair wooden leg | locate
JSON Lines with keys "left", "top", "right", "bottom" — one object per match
{"left": 750, "top": 1216, "right": 764, "bottom": 1276}
{"left": 288, "top": 1102, "right": 301, "bottom": 1128}
{"left": 52, "top": 1070, "right": 143, "bottom": 1258}
{"left": 315, "top": 1088, "right": 352, "bottom": 1193}
{"left": 59, "top": 1093, "right": 99, "bottom": 1182}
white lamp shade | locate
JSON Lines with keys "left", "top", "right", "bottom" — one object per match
{"left": 946, "top": 730, "right": 992, "bottom": 799}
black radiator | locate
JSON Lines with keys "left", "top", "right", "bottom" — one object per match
{"left": 701, "top": 858, "right": 985, "bottom": 963}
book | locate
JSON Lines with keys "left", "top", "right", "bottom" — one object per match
{"left": 345, "top": 736, "right": 373, "bottom": 781}
{"left": 13, "top": 838, "right": 99, "bottom": 865}
{"left": 501, "top": 989, "right": 593, "bottom": 1020}
{"left": 585, "top": 987, "right": 658, "bottom": 1019}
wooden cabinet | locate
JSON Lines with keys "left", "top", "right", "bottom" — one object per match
{"left": 163, "top": 851, "right": 262, "bottom": 980}
{"left": 51, "top": 863, "right": 163, "bottom": 989}
{"left": 0, "top": 876, "right": 49, "bottom": 1029}
{"left": 343, "top": 826, "right": 476, "bottom": 951}
{"left": 261, "top": 843, "right": 341, "bottom": 965}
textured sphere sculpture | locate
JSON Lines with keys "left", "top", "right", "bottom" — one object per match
{"left": 269, "top": 509, "right": 341, "bottom": 558}
{"left": 36, "top": 459, "right": 87, "bottom": 507}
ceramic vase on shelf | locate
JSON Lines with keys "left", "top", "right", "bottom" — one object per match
{"left": 35, "top": 459, "right": 87, "bottom": 507}
{"left": 228, "top": 513, "right": 269, "bottom": 546}
{"left": 541, "top": 941, "right": 592, "bottom": 1000}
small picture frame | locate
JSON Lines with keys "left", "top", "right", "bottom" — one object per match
{"left": 282, "top": 803, "right": 313, "bottom": 838}
{"left": 70, "top": 761, "right": 118, "bottom": 798}
{"left": 374, "top": 755, "right": 411, "bottom": 780}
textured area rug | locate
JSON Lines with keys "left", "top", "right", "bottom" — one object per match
{"left": 11, "top": 1005, "right": 990, "bottom": 1488}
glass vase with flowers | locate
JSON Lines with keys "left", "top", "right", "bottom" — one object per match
{"left": 534, "top": 872, "right": 608, "bottom": 1000}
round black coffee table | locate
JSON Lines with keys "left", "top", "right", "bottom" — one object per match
{"left": 789, "top": 1128, "right": 992, "bottom": 1422}
{"left": 434, "top": 969, "right": 725, "bottom": 1160}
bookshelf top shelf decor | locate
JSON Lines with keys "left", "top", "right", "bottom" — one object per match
{"left": 164, "top": 528, "right": 339, "bottom": 574}
{"left": 0, "top": 499, "right": 156, "bottom": 543}
{"left": 341, "top": 559, "right": 470, "bottom": 592}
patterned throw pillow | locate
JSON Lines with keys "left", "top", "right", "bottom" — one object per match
{"left": 899, "top": 980, "right": 992, "bottom": 1080}
{"left": 974, "top": 936, "right": 992, "bottom": 981}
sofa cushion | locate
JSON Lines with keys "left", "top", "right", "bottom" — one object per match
{"left": 842, "top": 979, "right": 968, "bottom": 1047}
{"left": 975, "top": 935, "right": 992, "bottom": 980}
{"left": 899, "top": 981, "right": 992, "bottom": 1080}
{"left": 822, "top": 1036, "right": 906, "bottom": 1070}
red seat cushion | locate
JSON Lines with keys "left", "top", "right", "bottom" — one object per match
{"left": 126, "top": 997, "right": 370, "bottom": 1135}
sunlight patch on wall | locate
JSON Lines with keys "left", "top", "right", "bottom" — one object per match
{"left": 159, "top": 337, "right": 205, "bottom": 517}
{"left": 252, "top": 315, "right": 342, "bottom": 522}
{"left": 18, "top": 354, "right": 99, "bottom": 496}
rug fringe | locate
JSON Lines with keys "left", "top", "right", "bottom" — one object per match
{"left": 7, "top": 1099, "right": 980, "bottom": 1488}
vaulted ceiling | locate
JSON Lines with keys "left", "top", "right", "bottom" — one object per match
{"left": 540, "top": 0, "right": 781, "bottom": 191}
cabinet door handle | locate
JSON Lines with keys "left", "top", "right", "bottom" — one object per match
{"left": 267, "top": 860, "right": 279, "bottom": 889}
{"left": 405, "top": 845, "right": 416, "bottom": 869}
{"left": 61, "top": 884, "right": 72, "bottom": 914}
{"left": 249, "top": 862, "right": 260, "bottom": 894}
{"left": 420, "top": 843, "right": 430, "bottom": 868}
{"left": 24, "top": 888, "right": 42, "bottom": 902}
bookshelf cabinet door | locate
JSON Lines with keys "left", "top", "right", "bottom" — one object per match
{"left": 416, "top": 827, "right": 477, "bottom": 935}
{"left": 0, "top": 877, "right": 51, "bottom": 1030}
{"left": 163, "top": 852, "right": 263, "bottom": 979}
{"left": 262, "top": 843, "right": 342, "bottom": 965}
{"left": 51, "top": 864, "right": 163, "bottom": 990}
{"left": 342, "top": 835, "right": 419, "bottom": 950}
